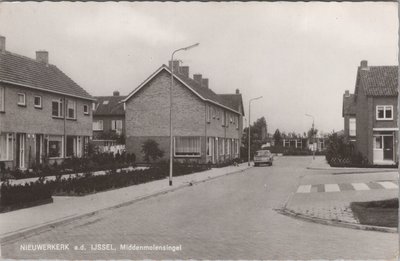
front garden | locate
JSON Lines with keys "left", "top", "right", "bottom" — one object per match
{"left": 350, "top": 198, "right": 398, "bottom": 227}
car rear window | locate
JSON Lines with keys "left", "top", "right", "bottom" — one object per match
{"left": 256, "top": 150, "right": 271, "bottom": 156}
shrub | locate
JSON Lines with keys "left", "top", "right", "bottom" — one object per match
{"left": 325, "top": 133, "right": 368, "bottom": 166}
{"left": 1, "top": 179, "right": 52, "bottom": 207}
{"left": 141, "top": 139, "right": 164, "bottom": 163}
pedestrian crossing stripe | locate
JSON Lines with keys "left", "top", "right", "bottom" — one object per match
{"left": 296, "top": 181, "right": 398, "bottom": 193}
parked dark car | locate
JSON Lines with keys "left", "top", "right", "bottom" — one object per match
{"left": 254, "top": 150, "right": 273, "bottom": 166}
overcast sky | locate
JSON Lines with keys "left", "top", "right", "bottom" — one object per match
{"left": 0, "top": 2, "right": 397, "bottom": 135}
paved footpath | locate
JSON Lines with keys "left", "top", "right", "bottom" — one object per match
{"left": 0, "top": 163, "right": 251, "bottom": 242}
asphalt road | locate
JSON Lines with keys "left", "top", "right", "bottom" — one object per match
{"left": 1, "top": 157, "right": 398, "bottom": 260}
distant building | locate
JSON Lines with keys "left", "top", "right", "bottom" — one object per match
{"left": 92, "top": 91, "right": 126, "bottom": 146}
{"left": 0, "top": 36, "right": 94, "bottom": 170}
{"left": 122, "top": 60, "right": 244, "bottom": 163}
{"left": 342, "top": 60, "right": 398, "bottom": 165}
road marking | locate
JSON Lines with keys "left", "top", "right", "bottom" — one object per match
{"left": 297, "top": 185, "right": 312, "bottom": 193}
{"left": 324, "top": 184, "right": 340, "bottom": 192}
{"left": 351, "top": 183, "right": 370, "bottom": 191}
{"left": 377, "top": 181, "right": 398, "bottom": 189}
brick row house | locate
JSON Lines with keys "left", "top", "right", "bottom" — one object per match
{"left": 0, "top": 36, "right": 94, "bottom": 170}
{"left": 122, "top": 60, "right": 244, "bottom": 163}
{"left": 343, "top": 60, "right": 398, "bottom": 165}
{"left": 92, "top": 91, "right": 126, "bottom": 147}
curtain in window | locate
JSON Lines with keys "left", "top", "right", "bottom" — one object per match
{"left": 175, "top": 136, "right": 201, "bottom": 156}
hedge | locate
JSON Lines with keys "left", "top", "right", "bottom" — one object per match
{"left": 1, "top": 179, "right": 52, "bottom": 207}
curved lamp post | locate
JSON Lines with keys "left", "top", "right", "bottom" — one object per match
{"left": 305, "top": 114, "right": 315, "bottom": 160}
{"left": 248, "top": 96, "right": 263, "bottom": 166}
{"left": 169, "top": 43, "right": 199, "bottom": 186}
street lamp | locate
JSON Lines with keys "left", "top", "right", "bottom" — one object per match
{"left": 248, "top": 96, "right": 263, "bottom": 166}
{"left": 305, "top": 114, "right": 315, "bottom": 160}
{"left": 169, "top": 43, "right": 199, "bottom": 186}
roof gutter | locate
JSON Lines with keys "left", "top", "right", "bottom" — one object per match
{"left": 0, "top": 80, "right": 96, "bottom": 101}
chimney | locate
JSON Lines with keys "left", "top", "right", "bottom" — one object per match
{"left": 113, "top": 91, "right": 120, "bottom": 96}
{"left": 193, "top": 74, "right": 202, "bottom": 85}
{"left": 360, "top": 60, "right": 368, "bottom": 70}
{"left": 180, "top": 66, "right": 189, "bottom": 78}
{"left": 344, "top": 90, "right": 350, "bottom": 97}
{"left": 36, "top": 50, "right": 49, "bottom": 65}
{"left": 0, "top": 36, "right": 5, "bottom": 54}
{"left": 236, "top": 89, "right": 240, "bottom": 94}
{"left": 168, "top": 60, "right": 180, "bottom": 74}
{"left": 201, "top": 78, "right": 209, "bottom": 89}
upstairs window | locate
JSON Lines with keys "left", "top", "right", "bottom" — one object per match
{"left": 206, "top": 105, "right": 211, "bottom": 123}
{"left": 83, "top": 104, "right": 89, "bottom": 115}
{"left": 221, "top": 111, "right": 225, "bottom": 126}
{"left": 93, "top": 120, "right": 103, "bottom": 131}
{"left": 17, "top": 93, "right": 26, "bottom": 106}
{"left": 376, "top": 105, "right": 393, "bottom": 120}
{"left": 67, "top": 100, "right": 76, "bottom": 119}
{"left": 34, "top": 96, "right": 42, "bottom": 108}
{"left": 349, "top": 118, "right": 356, "bottom": 136}
{"left": 111, "top": 120, "right": 123, "bottom": 132}
{"left": 0, "top": 86, "right": 4, "bottom": 112}
{"left": 52, "top": 99, "right": 63, "bottom": 117}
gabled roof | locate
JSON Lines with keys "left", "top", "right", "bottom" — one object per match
{"left": 123, "top": 65, "right": 243, "bottom": 115}
{"left": 218, "top": 93, "right": 245, "bottom": 116}
{"left": 94, "top": 95, "right": 126, "bottom": 116}
{"left": 342, "top": 93, "right": 356, "bottom": 117}
{"left": 356, "top": 66, "right": 398, "bottom": 97}
{"left": 0, "top": 51, "right": 94, "bottom": 100}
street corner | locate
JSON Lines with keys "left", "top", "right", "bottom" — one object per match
{"left": 280, "top": 172, "right": 399, "bottom": 233}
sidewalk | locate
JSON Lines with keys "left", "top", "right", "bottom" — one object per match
{"left": 282, "top": 171, "right": 398, "bottom": 232}
{"left": 0, "top": 163, "right": 251, "bottom": 242}
{"left": 307, "top": 156, "right": 397, "bottom": 173}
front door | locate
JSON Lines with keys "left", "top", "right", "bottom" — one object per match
{"left": 383, "top": 136, "right": 394, "bottom": 160}
{"left": 35, "top": 134, "right": 43, "bottom": 164}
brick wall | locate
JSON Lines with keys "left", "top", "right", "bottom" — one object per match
{"left": 125, "top": 69, "right": 243, "bottom": 163}
{"left": 0, "top": 83, "right": 92, "bottom": 136}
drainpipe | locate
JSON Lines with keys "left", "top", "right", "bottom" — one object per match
{"left": 64, "top": 96, "right": 66, "bottom": 159}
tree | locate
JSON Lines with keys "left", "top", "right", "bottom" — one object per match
{"left": 273, "top": 129, "right": 282, "bottom": 146}
{"left": 307, "top": 127, "right": 318, "bottom": 140}
{"left": 141, "top": 139, "right": 164, "bottom": 163}
{"left": 241, "top": 116, "right": 268, "bottom": 160}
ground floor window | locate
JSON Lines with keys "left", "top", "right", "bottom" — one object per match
{"left": 175, "top": 136, "right": 201, "bottom": 157}
{"left": 219, "top": 138, "right": 225, "bottom": 155}
{"left": 48, "top": 135, "right": 63, "bottom": 158}
{"left": 0, "top": 133, "right": 13, "bottom": 161}
{"left": 207, "top": 137, "right": 213, "bottom": 157}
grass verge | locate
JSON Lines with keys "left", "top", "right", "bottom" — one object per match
{"left": 350, "top": 198, "right": 398, "bottom": 227}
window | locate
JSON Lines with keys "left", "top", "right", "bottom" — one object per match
{"left": 212, "top": 107, "right": 216, "bottom": 119}
{"left": 17, "top": 93, "right": 26, "bottom": 106}
{"left": 221, "top": 138, "right": 225, "bottom": 155}
{"left": 374, "top": 136, "right": 383, "bottom": 149}
{"left": 52, "top": 99, "right": 63, "bottom": 117}
{"left": 236, "top": 139, "right": 240, "bottom": 154}
{"left": 67, "top": 100, "right": 76, "bottom": 119}
{"left": 283, "top": 139, "right": 290, "bottom": 147}
{"left": 0, "top": 86, "right": 4, "bottom": 112}
{"left": 103, "top": 100, "right": 109, "bottom": 105}
{"left": 206, "top": 105, "right": 211, "bottom": 123}
{"left": 83, "top": 104, "right": 89, "bottom": 115}
{"left": 221, "top": 111, "right": 225, "bottom": 126}
{"left": 93, "top": 120, "right": 103, "bottom": 131}
{"left": 174, "top": 136, "right": 201, "bottom": 157}
{"left": 226, "top": 139, "right": 231, "bottom": 155}
{"left": 376, "top": 105, "right": 393, "bottom": 120}
{"left": 235, "top": 116, "right": 239, "bottom": 129}
{"left": 296, "top": 140, "right": 302, "bottom": 148}
{"left": 349, "top": 118, "right": 356, "bottom": 136}
{"left": 111, "top": 120, "right": 123, "bottom": 132}
{"left": 48, "top": 135, "right": 63, "bottom": 158}
{"left": 207, "top": 137, "right": 213, "bottom": 157}
{"left": 92, "top": 102, "right": 97, "bottom": 111}
{"left": 0, "top": 133, "right": 13, "bottom": 160}
{"left": 34, "top": 96, "right": 42, "bottom": 108}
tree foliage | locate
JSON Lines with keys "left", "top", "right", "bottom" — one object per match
{"left": 141, "top": 139, "right": 164, "bottom": 163}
